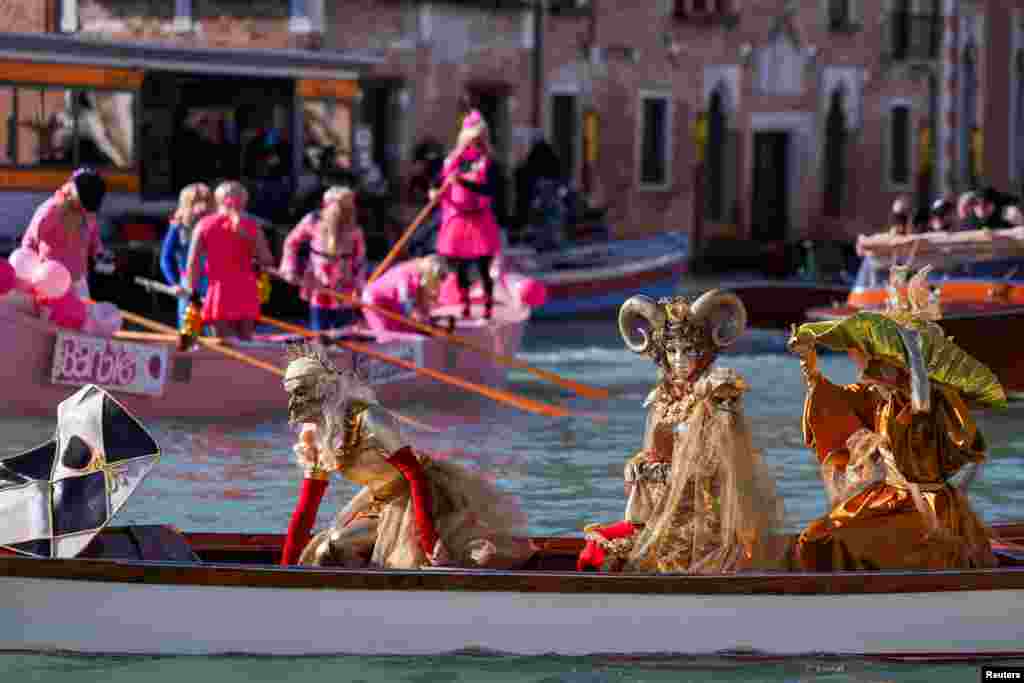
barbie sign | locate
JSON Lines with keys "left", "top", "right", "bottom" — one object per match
{"left": 51, "top": 331, "right": 169, "bottom": 397}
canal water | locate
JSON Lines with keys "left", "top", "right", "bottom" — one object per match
{"left": 2, "top": 316, "right": 1022, "bottom": 682}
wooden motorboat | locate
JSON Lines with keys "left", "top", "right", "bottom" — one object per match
{"left": 0, "top": 523, "right": 1022, "bottom": 658}
{"left": 503, "top": 232, "right": 688, "bottom": 318}
{"left": 805, "top": 228, "right": 1024, "bottom": 398}
{"left": 0, "top": 295, "right": 528, "bottom": 419}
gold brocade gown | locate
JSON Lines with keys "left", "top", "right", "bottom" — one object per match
{"left": 794, "top": 377, "right": 998, "bottom": 571}
{"left": 299, "top": 400, "right": 535, "bottom": 569}
{"left": 584, "top": 368, "right": 784, "bottom": 573}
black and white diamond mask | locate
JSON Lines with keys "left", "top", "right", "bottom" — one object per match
{"left": 0, "top": 385, "right": 160, "bottom": 558}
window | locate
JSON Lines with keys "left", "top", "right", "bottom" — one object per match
{"left": 888, "top": 0, "right": 940, "bottom": 61}
{"left": 673, "top": 0, "right": 731, "bottom": 21}
{"left": 828, "top": 0, "right": 851, "bottom": 30}
{"left": 59, "top": 0, "right": 78, "bottom": 33}
{"left": 889, "top": 104, "right": 911, "bottom": 187}
{"left": 302, "top": 99, "right": 353, "bottom": 172}
{"left": 638, "top": 93, "right": 671, "bottom": 189}
{"left": 1, "top": 87, "right": 135, "bottom": 170}
{"left": 290, "top": 0, "right": 324, "bottom": 32}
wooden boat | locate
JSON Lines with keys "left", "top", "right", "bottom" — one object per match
{"left": 805, "top": 227, "right": 1024, "bottom": 398}
{"left": 0, "top": 294, "right": 528, "bottom": 419}
{"left": 0, "top": 523, "right": 1022, "bottom": 658}
{"left": 503, "top": 232, "right": 688, "bottom": 318}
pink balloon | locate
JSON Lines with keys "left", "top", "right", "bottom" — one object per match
{"left": 8, "top": 248, "right": 41, "bottom": 281}
{"left": 0, "top": 260, "right": 15, "bottom": 296}
{"left": 32, "top": 261, "right": 72, "bottom": 301}
{"left": 41, "top": 290, "right": 87, "bottom": 330}
{"left": 510, "top": 275, "right": 547, "bottom": 307}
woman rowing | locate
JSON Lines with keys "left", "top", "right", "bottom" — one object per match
{"left": 160, "top": 183, "right": 213, "bottom": 328}
{"left": 279, "top": 186, "right": 367, "bottom": 332}
{"left": 184, "top": 181, "right": 275, "bottom": 340}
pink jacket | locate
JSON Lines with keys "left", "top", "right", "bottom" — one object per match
{"left": 279, "top": 213, "right": 367, "bottom": 310}
{"left": 436, "top": 150, "right": 501, "bottom": 259}
{"left": 362, "top": 259, "right": 422, "bottom": 306}
{"left": 21, "top": 194, "right": 102, "bottom": 282}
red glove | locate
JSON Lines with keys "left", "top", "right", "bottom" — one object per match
{"left": 280, "top": 476, "right": 329, "bottom": 566}
{"left": 576, "top": 520, "right": 636, "bottom": 572}
{"left": 387, "top": 446, "right": 439, "bottom": 557}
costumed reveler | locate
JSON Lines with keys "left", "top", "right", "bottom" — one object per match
{"left": 359, "top": 255, "right": 449, "bottom": 333}
{"left": 279, "top": 186, "right": 367, "bottom": 332}
{"left": 279, "top": 343, "right": 535, "bottom": 569}
{"left": 21, "top": 167, "right": 109, "bottom": 298}
{"left": 577, "top": 291, "right": 784, "bottom": 573}
{"left": 786, "top": 265, "right": 1003, "bottom": 571}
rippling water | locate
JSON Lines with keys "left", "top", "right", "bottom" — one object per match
{"left": 3, "top": 315, "right": 1023, "bottom": 682}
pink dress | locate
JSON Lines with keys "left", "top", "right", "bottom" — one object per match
{"left": 194, "top": 213, "right": 261, "bottom": 323}
{"left": 435, "top": 151, "right": 501, "bottom": 259}
{"left": 279, "top": 214, "right": 366, "bottom": 310}
{"left": 360, "top": 259, "right": 422, "bottom": 333}
{"left": 21, "top": 194, "right": 102, "bottom": 283}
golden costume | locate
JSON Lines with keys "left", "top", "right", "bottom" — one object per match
{"left": 578, "top": 291, "right": 784, "bottom": 573}
{"left": 281, "top": 345, "right": 535, "bottom": 570}
{"left": 788, "top": 267, "right": 1004, "bottom": 571}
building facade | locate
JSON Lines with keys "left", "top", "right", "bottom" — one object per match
{"left": 3, "top": 0, "right": 1022, "bottom": 254}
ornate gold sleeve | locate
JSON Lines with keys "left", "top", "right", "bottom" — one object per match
{"left": 360, "top": 404, "right": 406, "bottom": 455}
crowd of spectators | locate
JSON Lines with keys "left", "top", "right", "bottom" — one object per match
{"left": 887, "top": 186, "right": 1024, "bottom": 236}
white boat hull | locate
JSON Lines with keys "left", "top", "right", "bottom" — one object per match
{"left": 2, "top": 574, "right": 1022, "bottom": 657}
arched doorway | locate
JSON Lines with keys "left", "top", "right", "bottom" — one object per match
{"left": 823, "top": 87, "right": 847, "bottom": 217}
{"left": 705, "top": 88, "right": 726, "bottom": 221}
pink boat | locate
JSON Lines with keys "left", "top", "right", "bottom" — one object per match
{"left": 0, "top": 295, "right": 528, "bottom": 420}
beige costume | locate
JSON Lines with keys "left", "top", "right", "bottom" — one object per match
{"left": 284, "top": 350, "right": 535, "bottom": 570}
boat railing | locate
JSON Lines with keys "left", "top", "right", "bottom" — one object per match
{"left": 856, "top": 227, "right": 1024, "bottom": 272}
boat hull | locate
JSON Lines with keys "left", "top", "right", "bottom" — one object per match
{"left": 805, "top": 303, "right": 1024, "bottom": 399}
{"left": 1, "top": 573, "right": 1022, "bottom": 658}
{"left": 0, "top": 525, "right": 1022, "bottom": 658}
{"left": 0, "top": 299, "right": 528, "bottom": 419}
{"left": 508, "top": 233, "right": 689, "bottom": 319}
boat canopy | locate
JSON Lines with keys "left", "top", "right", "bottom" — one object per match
{"left": 0, "top": 31, "right": 381, "bottom": 80}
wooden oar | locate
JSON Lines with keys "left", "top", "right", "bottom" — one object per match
{"left": 367, "top": 179, "right": 449, "bottom": 284}
{"left": 111, "top": 294, "right": 437, "bottom": 433}
{"left": 266, "top": 271, "right": 610, "bottom": 401}
{"left": 259, "top": 314, "right": 598, "bottom": 421}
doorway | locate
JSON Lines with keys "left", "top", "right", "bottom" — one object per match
{"left": 751, "top": 131, "right": 789, "bottom": 242}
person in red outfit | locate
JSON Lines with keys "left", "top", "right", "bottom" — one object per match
{"left": 185, "top": 181, "right": 274, "bottom": 340}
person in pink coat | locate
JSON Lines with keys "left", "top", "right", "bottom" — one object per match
{"left": 21, "top": 168, "right": 108, "bottom": 298}
{"left": 360, "top": 256, "right": 448, "bottom": 333}
{"left": 436, "top": 110, "right": 501, "bottom": 320}
{"left": 185, "top": 181, "right": 275, "bottom": 340}
{"left": 279, "top": 186, "right": 367, "bottom": 331}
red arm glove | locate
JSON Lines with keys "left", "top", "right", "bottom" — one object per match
{"left": 386, "top": 446, "right": 439, "bottom": 557}
{"left": 280, "top": 474, "right": 329, "bottom": 566}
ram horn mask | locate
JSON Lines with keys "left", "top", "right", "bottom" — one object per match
{"left": 618, "top": 295, "right": 666, "bottom": 355}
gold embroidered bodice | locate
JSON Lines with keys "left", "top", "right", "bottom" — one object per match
{"left": 326, "top": 400, "right": 408, "bottom": 502}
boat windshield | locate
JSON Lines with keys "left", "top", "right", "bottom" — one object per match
{"left": 855, "top": 255, "right": 1024, "bottom": 288}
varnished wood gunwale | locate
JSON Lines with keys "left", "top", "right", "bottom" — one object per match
{"left": 3, "top": 523, "right": 1024, "bottom": 596}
